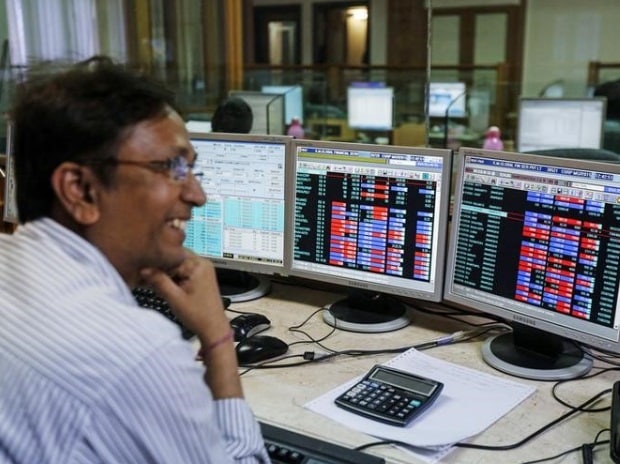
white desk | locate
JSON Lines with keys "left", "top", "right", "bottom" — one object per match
{"left": 230, "top": 280, "right": 615, "bottom": 464}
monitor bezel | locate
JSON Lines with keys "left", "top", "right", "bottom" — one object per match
{"left": 187, "top": 131, "right": 294, "bottom": 278}
{"left": 516, "top": 97, "right": 607, "bottom": 152}
{"left": 2, "top": 121, "right": 17, "bottom": 224}
{"left": 261, "top": 85, "right": 304, "bottom": 125}
{"left": 444, "top": 146, "right": 620, "bottom": 356}
{"left": 287, "top": 139, "right": 453, "bottom": 303}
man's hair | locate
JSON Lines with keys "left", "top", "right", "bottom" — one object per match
{"left": 10, "top": 56, "right": 178, "bottom": 222}
{"left": 211, "top": 97, "right": 253, "bottom": 134}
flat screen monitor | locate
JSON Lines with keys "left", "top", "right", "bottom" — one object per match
{"left": 2, "top": 121, "right": 17, "bottom": 223}
{"left": 517, "top": 98, "right": 606, "bottom": 152}
{"left": 289, "top": 139, "right": 452, "bottom": 332}
{"left": 185, "top": 120, "right": 212, "bottom": 133}
{"left": 261, "top": 85, "right": 304, "bottom": 125}
{"left": 185, "top": 132, "right": 292, "bottom": 301}
{"left": 428, "top": 82, "right": 467, "bottom": 118}
{"left": 445, "top": 147, "right": 620, "bottom": 380}
{"left": 229, "top": 90, "right": 286, "bottom": 135}
{"left": 347, "top": 85, "right": 394, "bottom": 130}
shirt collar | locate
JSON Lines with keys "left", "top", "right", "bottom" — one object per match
{"left": 16, "top": 218, "right": 135, "bottom": 304}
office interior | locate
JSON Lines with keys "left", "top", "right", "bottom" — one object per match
{"left": 0, "top": 1, "right": 619, "bottom": 150}
{"left": 2, "top": 1, "right": 620, "bottom": 463}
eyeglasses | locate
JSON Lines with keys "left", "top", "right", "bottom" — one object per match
{"left": 89, "top": 154, "right": 203, "bottom": 183}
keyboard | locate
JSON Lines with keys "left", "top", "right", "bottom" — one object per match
{"left": 133, "top": 287, "right": 233, "bottom": 340}
{"left": 132, "top": 287, "right": 195, "bottom": 339}
{"left": 260, "top": 421, "right": 385, "bottom": 464}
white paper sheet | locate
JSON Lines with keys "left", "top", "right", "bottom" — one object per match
{"left": 305, "top": 348, "right": 536, "bottom": 462}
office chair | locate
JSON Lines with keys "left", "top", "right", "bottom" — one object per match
{"left": 524, "top": 147, "right": 620, "bottom": 162}
{"left": 602, "top": 120, "right": 620, "bottom": 154}
{"left": 538, "top": 79, "right": 565, "bottom": 98}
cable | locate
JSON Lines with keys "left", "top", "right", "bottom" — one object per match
{"left": 354, "top": 438, "right": 430, "bottom": 453}
{"left": 286, "top": 307, "right": 338, "bottom": 349}
{"left": 581, "top": 442, "right": 593, "bottom": 464}
{"left": 454, "top": 388, "right": 611, "bottom": 451}
{"left": 236, "top": 324, "right": 511, "bottom": 370}
{"left": 551, "top": 366, "right": 620, "bottom": 412}
{"left": 238, "top": 353, "right": 308, "bottom": 375}
{"left": 297, "top": 303, "right": 510, "bottom": 353}
{"left": 225, "top": 307, "right": 250, "bottom": 315}
{"left": 519, "top": 429, "right": 610, "bottom": 464}
{"left": 408, "top": 300, "right": 505, "bottom": 325}
{"left": 280, "top": 293, "right": 510, "bottom": 356}
{"left": 356, "top": 390, "right": 612, "bottom": 458}
{"left": 580, "top": 346, "right": 620, "bottom": 366}
{"left": 354, "top": 431, "right": 612, "bottom": 463}
{"left": 414, "top": 323, "right": 510, "bottom": 350}
{"left": 236, "top": 299, "right": 510, "bottom": 371}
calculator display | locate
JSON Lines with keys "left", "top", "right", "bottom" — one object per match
{"left": 370, "top": 367, "right": 437, "bottom": 395}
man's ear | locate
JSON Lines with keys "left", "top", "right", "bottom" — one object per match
{"left": 50, "top": 162, "right": 101, "bottom": 225}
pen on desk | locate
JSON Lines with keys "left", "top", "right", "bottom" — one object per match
{"left": 415, "top": 324, "right": 512, "bottom": 351}
{"left": 415, "top": 335, "right": 454, "bottom": 351}
{"left": 415, "top": 329, "right": 478, "bottom": 350}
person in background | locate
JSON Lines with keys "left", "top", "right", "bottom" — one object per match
{"left": 0, "top": 57, "right": 269, "bottom": 463}
{"left": 211, "top": 96, "right": 253, "bottom": 134}
{"left": 594, "top": 79, "right": 620, "bottom": 120}
{"left": 482, "top": 125, "right": 504, "bottom": 151}
{"left": 287, "top": 116, "right": 305, "bottom": 138}
{"left": 594, "top": 79, "right": 620, "bottom": 154}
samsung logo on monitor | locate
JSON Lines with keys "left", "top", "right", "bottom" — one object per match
{"left": 513, "top": 314, "right": 537, "bottom": 327}
{"left": 347, "top": 280, "right": 370, "bottom": 290}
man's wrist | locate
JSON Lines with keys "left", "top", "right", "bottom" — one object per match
{"left": 197, "top": 328, "right": 235, "bottom": 360}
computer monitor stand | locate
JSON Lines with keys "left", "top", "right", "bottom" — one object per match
{"left": 216, "top": 268, "right": 271, "bottom": 303}
{"left": 322, "top": 290, "right": 411, "bottom": 333}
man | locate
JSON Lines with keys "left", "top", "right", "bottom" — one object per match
{"left": 0, "top": 58, "right": 269, "bottom": 463}
{"left": 211, "top": 97, "right": 253, "bottom": 134}
{"left": 594, "top": 79, "right": 620, "bottom": 154}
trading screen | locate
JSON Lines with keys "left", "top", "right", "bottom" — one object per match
{"left": 451, "top": 153, "right": 620, "bottom": 340}
{"left": 185, "top": 136, "right": 288, "bottom": 270}
{"left": 291, "top": 141, "right": 449, "bottom": 299}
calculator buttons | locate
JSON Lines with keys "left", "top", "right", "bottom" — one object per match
{"left": 334, "top": 365, "right": 443, "bottom": 427}
{"left": 337, "top": 381, "right": 426, "bottom": 425}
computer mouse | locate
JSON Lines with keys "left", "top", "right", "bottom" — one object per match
{"left": 235, "top": 335, "right": 288, "bottom": 365}
{"left": 229, "top": 313, "right": 271, "bottom": 342}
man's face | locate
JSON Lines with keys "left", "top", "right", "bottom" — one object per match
{"left": 92, "top": 110, "right": 206, "bottom": 283}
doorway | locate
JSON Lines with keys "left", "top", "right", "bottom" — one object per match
{"left": 313, "top": 2, "right": 369, "bottom": 65}
{"left": 254, "top": 5, "right": 301, "bottom": 65}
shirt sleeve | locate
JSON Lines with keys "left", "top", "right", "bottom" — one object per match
{"left": 72, "top": 338, "right": 270, "bottom": 464}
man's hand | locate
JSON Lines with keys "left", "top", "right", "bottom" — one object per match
{"left": 139, "top": 250, "right": 243, "bottom": 399}
{"left": 139, "top": 251, "right": 225, "bottom": 336}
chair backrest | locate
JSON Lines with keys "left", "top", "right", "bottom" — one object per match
{"left": 393, "top": 122, "right": 426, "bottom": 147}
{"left": 602, "top": 120, "right": 620, "bottom": 154}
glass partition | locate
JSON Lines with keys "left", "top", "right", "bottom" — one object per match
{"left": 0, "top": 0, "right": 618, "bottom": 154}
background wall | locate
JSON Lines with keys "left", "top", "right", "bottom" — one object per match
{"left": 522, "top": 0, "right": 620, "bottom": 97}
{"left": 253, "top": 0, "right": 620, "bottom": 98}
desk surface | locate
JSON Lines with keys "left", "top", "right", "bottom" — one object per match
{"left": 226, "top": 280, "right": 615, "bottom": 464}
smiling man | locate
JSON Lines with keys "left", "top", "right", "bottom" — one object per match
{"left": 0, "top": 57, "right": 269, "bottom": 463}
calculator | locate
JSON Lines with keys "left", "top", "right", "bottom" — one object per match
{"left": 334, "top": 365, "right": 443, "bottom": 427}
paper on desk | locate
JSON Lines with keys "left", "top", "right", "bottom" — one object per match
{"left": 305, "top": 348, "right": 535, "bottom": 449}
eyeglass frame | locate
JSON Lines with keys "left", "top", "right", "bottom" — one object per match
{"left": 82, "top": 153, "right": 203, "bottom": 183}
